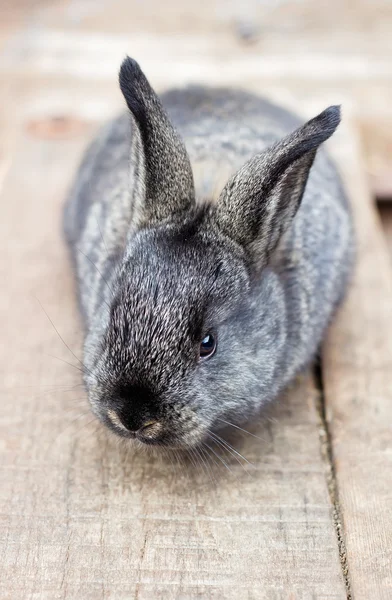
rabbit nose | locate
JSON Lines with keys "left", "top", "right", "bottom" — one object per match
{"left": 107, "top": 409, "right": 163, "bottom": 440}
{"left": 137, "top": 420, "right": 163, "bottom": 440}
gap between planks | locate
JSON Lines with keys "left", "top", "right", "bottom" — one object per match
{"left": 323, "top": 122, "right": 392, "bottom": 599}
{"left": 314, "top": 363, "right": 352, "bottom": 600}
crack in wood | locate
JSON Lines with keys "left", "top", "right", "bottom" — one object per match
{"left": 314, "top": 362, "right": 352, "bottom": 600}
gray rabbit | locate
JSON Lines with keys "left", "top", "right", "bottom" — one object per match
{"left": 63, "top": 57, "right": 354, "bottom": 448}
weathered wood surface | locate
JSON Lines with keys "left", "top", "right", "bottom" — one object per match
{"left": 0, "top": 0, "right": 392, "bottom": 197}
{"left": 323, "top": 131, "right": 392, "bottom": 599}
{"left": 1, "top": 0, "right": 392, "bottom": 598}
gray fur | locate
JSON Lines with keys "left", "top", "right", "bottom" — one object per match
{"left": 63, "top": 57, "right": 354, "bottom": 449}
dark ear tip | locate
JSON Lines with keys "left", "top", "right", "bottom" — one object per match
{"left": 317, "top": 105, "right": 341, "bottom": 134}
{"left": 119, "top": 56, "right": 142, "bottom": 88}
{"left": 119, "top": 56, "right": 150, "bottom": 118}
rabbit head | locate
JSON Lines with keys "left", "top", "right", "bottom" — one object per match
{"left": 86, "top": 58, "right": 341, "bottom": 449}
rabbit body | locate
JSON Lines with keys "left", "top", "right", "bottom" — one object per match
{"left": 64, "top": 59, "right": 353, "bottom": 447}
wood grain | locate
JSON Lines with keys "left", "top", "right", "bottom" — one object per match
{"left": 1, "top": 0, "right": 392, "bottom": 596}
{"left": 0, "top": 113, "right": 346, "bottom": 599}
{"left": 1, "top": 0, "right": 391, "bottom": 197}
{"left": 323, "top": 128, "right": 392, "bottom": 599}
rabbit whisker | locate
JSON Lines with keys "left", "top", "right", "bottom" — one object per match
{"left": 85, "top": 280, "right": 111, "bottom": 312}
{"left": 163, "top": 447, "right": 177, "bottom": 473}
{"left": 76, "top": 247, "right": 115, "bottom": 299}
{"left": 199, "top": 444, "right": 218, "bottom": 483}
{"left": 187, "top": 446, "right": 201, "bottom": 471}
{"left": 172, "top": 449, "right": 191, "bottom": 481}
{"left": 207, "top": 430, "right": 254, "bottom": 473}
{"left": 44, "top": 352, "right": 85, "bottom": 376}
{"left": 203, "top": 441, "right": 232, "bottom": 474}
{"left": 35, "top": 296, "right": 89, "bottom": 373}
{"left": 216, "top": 417, "right": 265, "bottom": 441}
{"left": 195, "top": 445, "right": 215, "bottom": 484}
{"left": 95, "top": 214, "right": 110, "bottom": 259}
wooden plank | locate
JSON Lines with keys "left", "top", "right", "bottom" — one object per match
{"left": 322, "top": 127, "right": 392, "bottom": 598}
{"left": 1, "top": 0, "right": 392, "bottom": 200}
{"left": 361, "top": 120, "right": 392, "bottom": 201}
{"left": 0, "top": 99, "right": 346, "bottom": 598}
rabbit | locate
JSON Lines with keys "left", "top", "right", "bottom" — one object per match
{"left": 63, "top": 57, "right": 354, "bottom": 449}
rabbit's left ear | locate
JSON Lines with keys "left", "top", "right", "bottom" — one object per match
{"left": 210, "top": 106, "right": 341, "bottom": 270}
{"left": 119, "top": 57, "right": 195, "bottom": 228}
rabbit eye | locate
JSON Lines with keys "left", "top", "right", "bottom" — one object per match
{"left": 200, "top": 332, "right": 216, "bottom": 359}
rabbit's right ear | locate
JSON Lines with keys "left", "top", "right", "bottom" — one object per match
{"left": 119, "top": 57, "right": 195, "bottom": 228}
{"left": 210, "top": 106, "right": 341, "bottom": 271}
